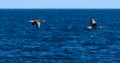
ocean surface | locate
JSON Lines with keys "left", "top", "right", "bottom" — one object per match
{"left": 0, "top": 9, "right": 120, "bottom": 63}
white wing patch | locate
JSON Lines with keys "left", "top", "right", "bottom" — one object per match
{"left": 87, "top": 26, "right": 92, "bottom": 29}
{"left": 92, "top": 18, "right": 96, "bottom": 24}
{"left": 37, "top": 22, "right": 40, "bottom": 28}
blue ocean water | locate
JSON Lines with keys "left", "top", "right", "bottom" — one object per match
{"left": 0, "top": 9, "right": 120, "bottom": 63}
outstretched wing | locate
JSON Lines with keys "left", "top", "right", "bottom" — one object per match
{"left": 90, "top": 18, "right": 97, "bottom": 28}
{"left": 40, "top": 20, "right": 46, "bottom": 22}
{"left": 36, "top": 22, "right": 40, "bottom": 28}
{"left": 29, "top": 20, "right": 35, "bottom": 25}
{"left": 90, "top": 18, "right": 96, "bottom": 25}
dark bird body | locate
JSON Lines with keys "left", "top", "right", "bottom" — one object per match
{"left": 87, "top": 18, "right": 102, "bottom": 29}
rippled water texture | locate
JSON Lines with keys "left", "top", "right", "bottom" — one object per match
{"left": 0, "top": 9, "right": 120, "bottom": 63}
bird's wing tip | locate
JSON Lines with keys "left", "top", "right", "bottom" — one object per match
{"left": 29, "top": 20, "right": 33, "bottom": 22}
{"left": 42, "top": 20, "right": 46, "bottom": 22}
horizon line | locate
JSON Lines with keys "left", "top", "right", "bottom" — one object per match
{"left": 0, "top": 8, "right": 120, "bottom": 9}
